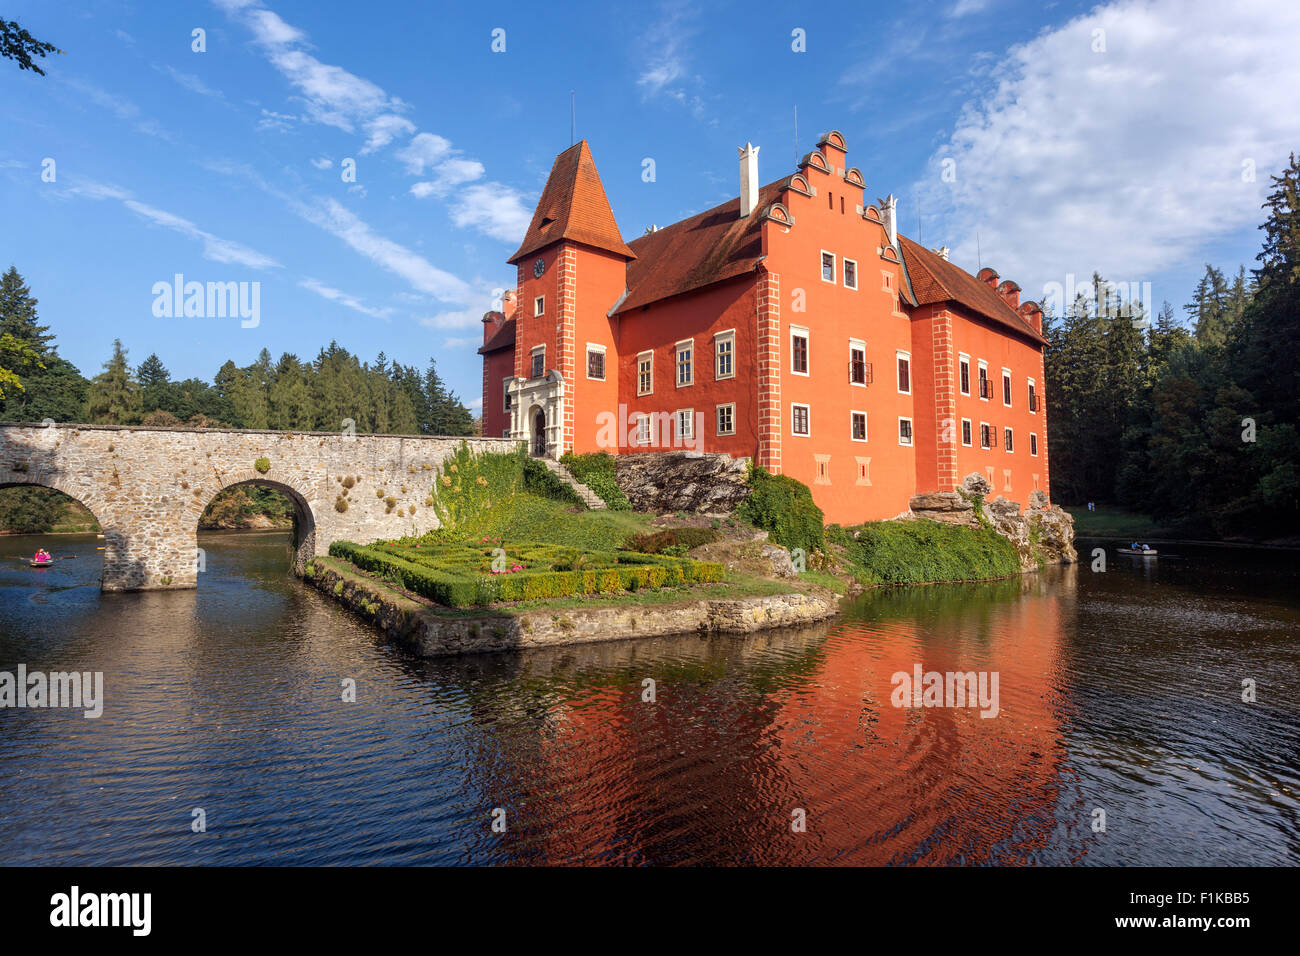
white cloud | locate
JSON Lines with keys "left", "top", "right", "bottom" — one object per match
{"left": 361, "top": 114, "right": 416, "bottom": 154}
{"left": 299, "top": 277, "right": 393, "bottom": 319}
{"left": 395, "top": 132, "right": 453, "bottom": 174}
{"left": 293, "top": 197, "right": 471, "bottom": 302}
{"left": 916, "top": 0, "right": 1300, "bottom": 304}
{"left": 62, "top": 77, "right": 174, "bottom": 140}
{"left": 636, "top": 1, "right": 709, "bottom": 121}
{"left": 310, "top": 157, "right": 333, "bottom": 169}
{"left": 442, "top": 336, "right": 480, "bottom": 350}
{"left": 410, "top": 158, "right": 485, "bottom": 199}
{"left": 449, "top": 183, "right": 532, "bottom": 244}
{"left": 160, "top": 65, "right": 225, "bottom": 100}
{"left": 257, "top": 108, "right": 296, "bottom": 131}
{"left": 948, "top": 0, "right": 989, "bottom": 17}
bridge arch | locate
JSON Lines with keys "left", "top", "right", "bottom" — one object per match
{"left": 195, "top": 477, "right": 318, "bottom": 573}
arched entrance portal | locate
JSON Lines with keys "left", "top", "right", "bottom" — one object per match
{"left": 532, "top": 407, "right": 547, "bottom": 457}
{"left": 199, "top": 479, "right": 317, "bottom": 574}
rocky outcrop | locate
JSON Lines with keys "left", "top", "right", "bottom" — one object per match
{"left": 906, "top": 472, "right": 1076, "bottom": 571}
{"left": 614, "top": 451, "right": 752, "bottom": 515}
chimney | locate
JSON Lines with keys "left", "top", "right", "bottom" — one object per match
{"left": 997, "top": 280, "right": 1021, "bottom": 310}
{"left": 481, "top": 311, "right": 503, "bottom": 343}
{"left": 977, "top": 267, "right": 999, "bottom": 289}
{"left": 1018, "top": 301, "right": 1043, "bottom": 335}
{"left": 501, "top": 289, "right": 517, "bottom": 320}
{"left": 738, "top": 143, "right": 759, "bottom": 218}
{"left": 878, "top": 194, "right": 897, "bottom": 247}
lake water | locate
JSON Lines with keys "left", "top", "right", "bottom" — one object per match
{"left": 1, "top": 531, "right": 1296, "bottom": 865}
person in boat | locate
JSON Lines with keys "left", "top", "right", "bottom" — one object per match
{"left": 33, "top": 548, "right": 52, "bottom": 564}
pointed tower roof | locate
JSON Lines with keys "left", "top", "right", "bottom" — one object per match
{"left": 507, "top": 140, "right": 635, "bottom": 264}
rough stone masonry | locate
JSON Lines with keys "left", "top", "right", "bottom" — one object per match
{"left": 0, "top": 422, "right": 518, "bottom": 591}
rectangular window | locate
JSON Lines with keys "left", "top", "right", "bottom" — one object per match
{"left": 898, "top": 417, "right": 913, "bottom": 446}
{"left": 714, "top": 331, "right": 735, "bottom": 380}
{"left": 897, "top": 351, "right": 911, "bottom": 394}
{"left": 980, "top": 423, "right": 992, "bottom": 449}
{"left": 792, "top": 403, "right": 810, "bottom": 436}
{"left": 586, "top": 345, "right": 605, "bottom": 381}
{"left": 849, "top": 339, "right": 869, "bottom": 385}
{"left": 636, "top": 414, "right": 651, "bottom": 445}
{"left": 502, "top": 428, "right": 510, "bottom": 438}
{"left": 716, "top": 402, "right": 735, "bottom": 436}
{"left": 533, "top": 295, "right": 545, "bottom": 316}
{"left": 851, "top": 411, "right": 867, "bottom": 442}
{"left": 676, "top": 340, "right": 693, "bottom": 387}
{"left": 1030, "top": 432, "right": 1039, "bottom": 456}
{"left": 843, "top": 258, "right": 857, "bottom": 289}
{"left": 676, "top": 408, "right": 694, "bottom": 441}
{"left": 978, "top": 362, "right": 990, "bottom": 400}
{"left": 1004, "top": 428, "right": 1014, "bottom": 452}
{"left": 530, "top": 346, "right": 545, "bottom": 380}
{"left": 961, "top": 418, "right": 972, "bottom": 446}
{"left": 821, "top": 251, "right": 835, "bottom": 283}
{"left": 502, "top": 378, "right": 513, "bottom": 412}
{"left": 959, "top": 354, "right": 971, "bottom": 395}
{"left": 1028, "top": 379, "right": 1038, "bottom": 412}
{"left": 791, "top": 326, "right": 809, "bottom": 375}
{"left": 637, "top": 351, "right": 653, "bottom": 395}
{"left": 1002, "top": 369, "right": 1013, "bottom": 406}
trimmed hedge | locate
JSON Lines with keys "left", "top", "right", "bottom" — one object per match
{"left": 736, "top": 465, "right": 824, "bottom": 554}
{"left": 559, "top": 452, "right": 632, "bottom": 510}
{"left": 329, "top": 540, "right": 723, "bottom": 607}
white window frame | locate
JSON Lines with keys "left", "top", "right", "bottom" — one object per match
{"left": 1030, "top": 432, "right": 1039, "bottom": 457}
{"left": 502, "top": 377, "right": 513, "bottom": 411}
{"left": 585, "top": 343, "right": 606, "bottom": 381}
{"left": 1028, "top": 377, "right": 1037, "bottom": 414}
{"left": 849, "top": 338, "right": 867, "bottom": 387}
{"left": 820, "top": 250, "right": 836, "bottom": 284}
{"left": 843, "top": 257, "right": 858, "bottom": 290}
{"left": 896, "top": 350, "right": 911, "bottom": 395}
{"left": 675, "top": 339, "right": 694, "bottom": 387}
{"left": 1004, "top": 427, "right": 1014, "bottom": 453}
{"left": 529, "top": 345, "right": 545, "bottom": 380}
{"left": 850, "top": 410, "right": 868, "bottom": 443}
{"left": 961, "top": 417, "right": 973, "bottom": 447}
{"left": 790, "top": 325, "right": 810, "bottom": 376}
{"left": 533, "top": 295, "right": 545, "bottom": 317}
{"left": 898, "top": 416, "right": 914, "bottom": 447}
{"left": 676, "top": 408, "right": 694, "bottom": 442}
{"left": 791, "top": 402, "right": 811, "bottom": 437}
{"left": 1002, "top": 367, "right": 1013, "bottom": 407}
{"left": 980, "top": 421, "right": 991, "bottom": 449}
{"left": 715, "top": 402, "right": 736, "bottom": 436}
{"left": 714, "top": 329, "right": 735, "bottom": 380}
{"left": 635, "top": 414, "right": 651, "bottom": 446}
{"left": 959, "top": 353, "right": 971, "bottom": 396}
{"left": 978, "top": 360, "right": 989, "bottom": 401}
{"left": 637, "top": 350, "right": 654, "bottom": 396}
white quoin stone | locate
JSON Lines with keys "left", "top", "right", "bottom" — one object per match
{"left": 738, "top": 143, "right": 760, "bottom": 218}
{"left": 879, "top": 194, "right": 898, "bottom": 247}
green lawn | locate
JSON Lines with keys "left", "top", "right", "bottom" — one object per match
{"left": 1065, "top": 505, "right": 1173, "bottom": 538}
{"left": 420, "top": 493, "right": 652, "bottom": 551}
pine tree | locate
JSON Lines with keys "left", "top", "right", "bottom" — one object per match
{"left": 86, "top": 339, "right": 142, "bottom": 424}
{"left": 0, "top": 266, "right": 54, "bottom": 353}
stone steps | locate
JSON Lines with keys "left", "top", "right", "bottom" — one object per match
{"left": 539, "top": 458, "right": 606, "bottom": 510}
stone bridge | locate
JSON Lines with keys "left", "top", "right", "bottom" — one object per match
{"left": 0, "top": 422, "right": 520, "bottom": 591}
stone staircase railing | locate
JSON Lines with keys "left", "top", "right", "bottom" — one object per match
{"left": 540, "top": 458, "right": 607, "bottom": 510}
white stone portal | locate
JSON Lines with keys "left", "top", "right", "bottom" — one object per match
{"left": 507, "top": 371, "right": 566, "bottom": 459}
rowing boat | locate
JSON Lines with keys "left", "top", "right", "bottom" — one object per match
{"left": 1116, "top": 548, "right": 1158, "bottom": 556}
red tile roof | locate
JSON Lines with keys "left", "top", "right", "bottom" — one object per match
{"left": 613, "top": 180, "right": 785, "bottom": 314}
{"left": 507, "top": 141, "right": 635, "bottom": 265}
{"left": 478, "top": 317, "right": 515, "bottom": 354}
{"left": 899, "top": 236, "right": 1046, "bottom": 345}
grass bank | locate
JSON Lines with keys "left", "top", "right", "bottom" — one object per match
{"left": 1065, "top": 504, "right": 1175, "bottom": 539}
{"left": 828, "top": 519, "right": 1021, "bottom": 587}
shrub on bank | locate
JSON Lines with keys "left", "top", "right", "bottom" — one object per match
{"left": 736, "top": 465, "right": 824, "bottom": 554}
{"left": 559, "top": 452, "right": 632, "bottom": 510}
{"left": 522, "top": 457, "right": 585, "bottom": 507}
{"left": 827, "top": 518, "right": 1019, "bottom": 587}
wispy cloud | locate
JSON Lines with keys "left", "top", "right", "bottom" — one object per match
{"left": 448, "top": 183, "right": 532, "bottom": 244}
{"left": 61, "top": 76, "right": 174, "bottom": 141}
{"left": 299, "top": 277, "right": 393, "bottom": 319}
{"left": 635, "top": 1, "right": 710, "bottom": 121}
{"left": 914, "top": 0, "right": 1300, "bottom": 303}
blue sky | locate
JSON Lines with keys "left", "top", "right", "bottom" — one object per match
{"left": 3, "top": 0, "right": 1298, "bottom": 410}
